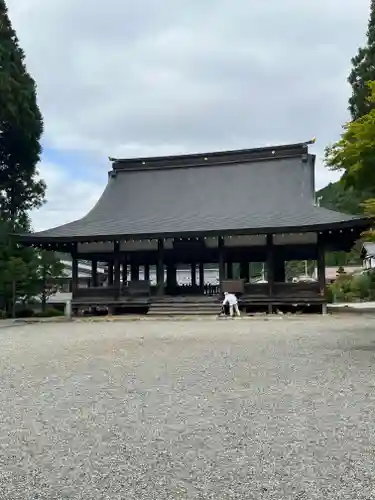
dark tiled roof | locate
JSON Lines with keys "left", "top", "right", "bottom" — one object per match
{"left": 22, "top": 144, "right": 371, "bottom": 241}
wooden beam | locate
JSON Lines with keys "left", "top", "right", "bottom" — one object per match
{"left": 130, "top": 264, "right": 140, "bottom": 281}
{"left": 144, "top": 263, "right": 150, "bottom": 281}
{"left": 108, "top": 262, "right": 114, "bottom": 285}
{"left": 166, "top": 263, "right": 177, "bottom": 291}
{"left": 199, "top": 262, "right": 204, "bottom": 289}
{"left": 273, "top": 255, "right": 285, "bottom": 283}
{"left": 157, "top": 239, "right": 164, "bottom": 295}
{"left": 191, "top": 262, "right": 196, "bottom": 287}
{"left": 266, "top": 234, "right": 274, "bottom": 298}
{"left": 122, "top": 259, "right": 127, "bottom": 284}
{"left": 239, "top": 261, "right": 249, "bottom": 281}
{"left": 114, "top": 242, "right": 121, "bottom": 300}
{"left": 91, "top": 258, "right": 98, "bottom": 287}
{"left": 317, "top": 234, "right": 326, "bottom": 313}
{"left": 218, "top": 236, "right": 225, "bottom": 282}
{"left": 227, "top": 261, "right": 233, "bottom": 279}
{"left": 71, "top": 243, "right": 78, "bottom": 296}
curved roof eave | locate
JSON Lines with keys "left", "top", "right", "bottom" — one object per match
{"left": 15, "top": 216, "right": 374, "bottom": 245}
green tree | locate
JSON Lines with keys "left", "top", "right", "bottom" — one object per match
{"left": 0, "top": 0, "right": 45, "bottom": 225}
{"left": 0, "top": 218, "right": 39, "bottom": 314}
{"left": 318, "top": 1, "right": 375, "bottom": 231}
{"left": 0, "top": 220, "right": 65, "bottom": 316}
{"left": 0, "top": 1, "right": 50, "bottom": 317}
{"left": 325, "top": 81, "right": 375, "bottom": 196}
{"left": 316, "top": 182, "right": 370, "bottom": 215}
{"left": 348, "top": 0, "right": 375, "bottom": 120}
{"left": 37, "top": 251, "right": 65, "bottom": 311}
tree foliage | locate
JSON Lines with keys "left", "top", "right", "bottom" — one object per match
{"left": 314, "top": 184, "right": 365, "bottom": 265}
{"left": 0, "top": 2, "right": 64, "bottom": 317}
{"left": 348, "top": 1, "right": 375, "bottom": 120}
{"left": 320, "top": 0, "right": 375, "bottom": 247}
{"left": 0, "top": 0, "right": 45, "bottom": 223}
{"left": 316, "top": 182, "right": 370, "bottom": 215}
{"left": 325, "top": 81, "right": 375, "bottom": 203}
{"left": 0, "top": 218, "right": 38, "bottom": 312}
{"left": 37, "top": 250, "right": 65, "bottom": 311}
{"left": 0, "top": 219, "right": 65, "bottom": 316}
{"left": 328, "top": 270, "right": 375, "bottom": 303}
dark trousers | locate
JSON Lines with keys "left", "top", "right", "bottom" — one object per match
{"left": 223, "top": 303, "right": 230, "bottom": 316}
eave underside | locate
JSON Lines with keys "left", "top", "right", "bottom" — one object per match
{"left": 17, "top": 219, "right": 370, "bottom": 255}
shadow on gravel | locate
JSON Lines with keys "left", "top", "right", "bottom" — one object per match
{"left": 349, "top": 340, "right": 375, "bottom": 352}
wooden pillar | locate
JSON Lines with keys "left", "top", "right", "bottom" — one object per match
{"left": 191, "top": 262, "right": 197, "bottom": 287}
{"left": 266, "top": 234, "right": 275, "bottom": 313}
{"left": 157, "top": 239, "right": 164, "bottom": 295}
{"left": 91, "top": 259, "right": 98, "bottom": 287}
{"left": 108, "top": 262, "right": 114, "bottom": 285}
{"left": 166, "top": 263, "right": 177, "bottom": 291}
{"left": 131, "top": 264, "right": 140, "bottom": 281}
{"left": 122, "top": 260, "right": 127, "bottom": 285}
{"left": 71, "top": 243, "right": 78, "bottom": 296}
{"left": 240, "top": 262, "right": 249, "bottom": 282}
{"left": 144, "top": 263, "right": 150, "bottom": 281}
{"left": 227, "top": 261, "right": 233, "bottom": 279}
{"left": 199, "top": 262, "right": 204, "bottom": 289}
{"left": 317, "top": 234, "right": 327, "bottom": 314}
{"left": 274, "top": 255, "right": 285, "bottom": 283}
{"left": 114, "top": 242, "right": 121, "bottom": 299}
{"left": 218, "top": 236, "right": 225, "bottom": 283}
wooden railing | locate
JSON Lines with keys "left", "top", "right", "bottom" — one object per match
{"left": 244, "top": 283, "right": 268, "bottom": 296}
{"left": 73, "top": 280, "right": 151, "bottom": 300}
{"left": 73, "top": 281, "right": 321, "bottom": 301}
{"left": 273, "top": 282, "right": 320, "bottom": 297}
{"left": 243, "top": 282, "right": 320, "bottom": 297}
{"left": 74, "top": 286, "right": 118, "bottom": 299}
{"left": 73, "top": 281, "right": 221, "bottom": 300}
{"left": 165, "top": 284, "right": 221, "bottom": 296}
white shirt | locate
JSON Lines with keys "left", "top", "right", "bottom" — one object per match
{"left": 222, "top": 293, "right": 238, "bottom": 306}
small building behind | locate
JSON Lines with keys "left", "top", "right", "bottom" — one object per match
{"left": 361, "top": 242, "right": 375, "bottom": 270}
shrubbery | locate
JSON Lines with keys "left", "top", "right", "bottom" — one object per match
{"left": 15, "top": 308, "right": 35, "bottom": 318}
{"left": 328, "top": 270, "right": 375, "bottom": 303}
{"left": 0, "top": 307, "right": 64, "bottom": 320}
{"left": 34, "top": 308, "right": 64, "bottom": 318}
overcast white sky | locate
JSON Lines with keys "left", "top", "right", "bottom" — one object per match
{"left": 6, "top": 0, "right": 371, "bottom": 231}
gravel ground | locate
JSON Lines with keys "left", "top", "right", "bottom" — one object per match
{"left": 0, "top": 316, "right": 375, "bottom": 499}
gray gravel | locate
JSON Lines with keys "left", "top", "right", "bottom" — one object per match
{"left": 1, "top": 317, "right": 375, "bottom": 499}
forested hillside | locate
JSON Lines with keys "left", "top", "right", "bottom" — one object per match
{"left": 316, "top": 182, "right": 365, "bottom": 266}
{"left": 316, "top": 182, "right": 369, "bottom": 215}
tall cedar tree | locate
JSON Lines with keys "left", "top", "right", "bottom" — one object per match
{"left": 348, "top": 0, "right": 375, "bottom": 120}
{"left": 322, "top": 1, "right": 375, "bottom": 219}
{"left": 0, "top": 0, "right": 45, "bottom": 226}
{"left": 0, "top": 2, "right": 62, "bottom": 315}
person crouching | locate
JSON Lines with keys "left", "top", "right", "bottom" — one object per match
{"left": 222, "top": 292, "right": 240, "bottom": 318}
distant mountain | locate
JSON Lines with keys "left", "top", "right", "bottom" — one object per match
{"left": 316, "top": 181, "right": 369, "bottom": 266}
{"left": 316, "top": 181, "right": 370, "bottom": 215}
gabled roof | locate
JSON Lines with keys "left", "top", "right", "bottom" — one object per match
{"left": 19, "top": 142, "right": 373, "bottom": 243}
{"left": 361, "top": 242, "right": 375, "bottom": 258}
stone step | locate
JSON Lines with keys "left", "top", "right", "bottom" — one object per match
{"left": 147, "top": 309, "right": 222, "bottom": 316}
{"left": 150, "top": 302, "right": 220, "bottom": 309}
{"left": 148, "top": 303, "right": 222, "bottom": 315}
{"left": 152, "top": 298, "right": 220, "bottom": 304}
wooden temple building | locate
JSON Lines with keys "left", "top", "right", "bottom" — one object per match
{"left": 17, "top": 142, "right": 373, "bottom": 314}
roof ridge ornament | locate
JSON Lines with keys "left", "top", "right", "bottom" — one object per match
{"left": 304, "top": 137, "right": 316, "bottom": 146}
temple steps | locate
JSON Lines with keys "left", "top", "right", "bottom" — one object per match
{"left": 147, "top": 296, "right": 221, "bottom": 316}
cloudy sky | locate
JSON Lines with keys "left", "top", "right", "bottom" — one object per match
{"left": 6, "top": 0, "right": 371, "bottom": 231}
